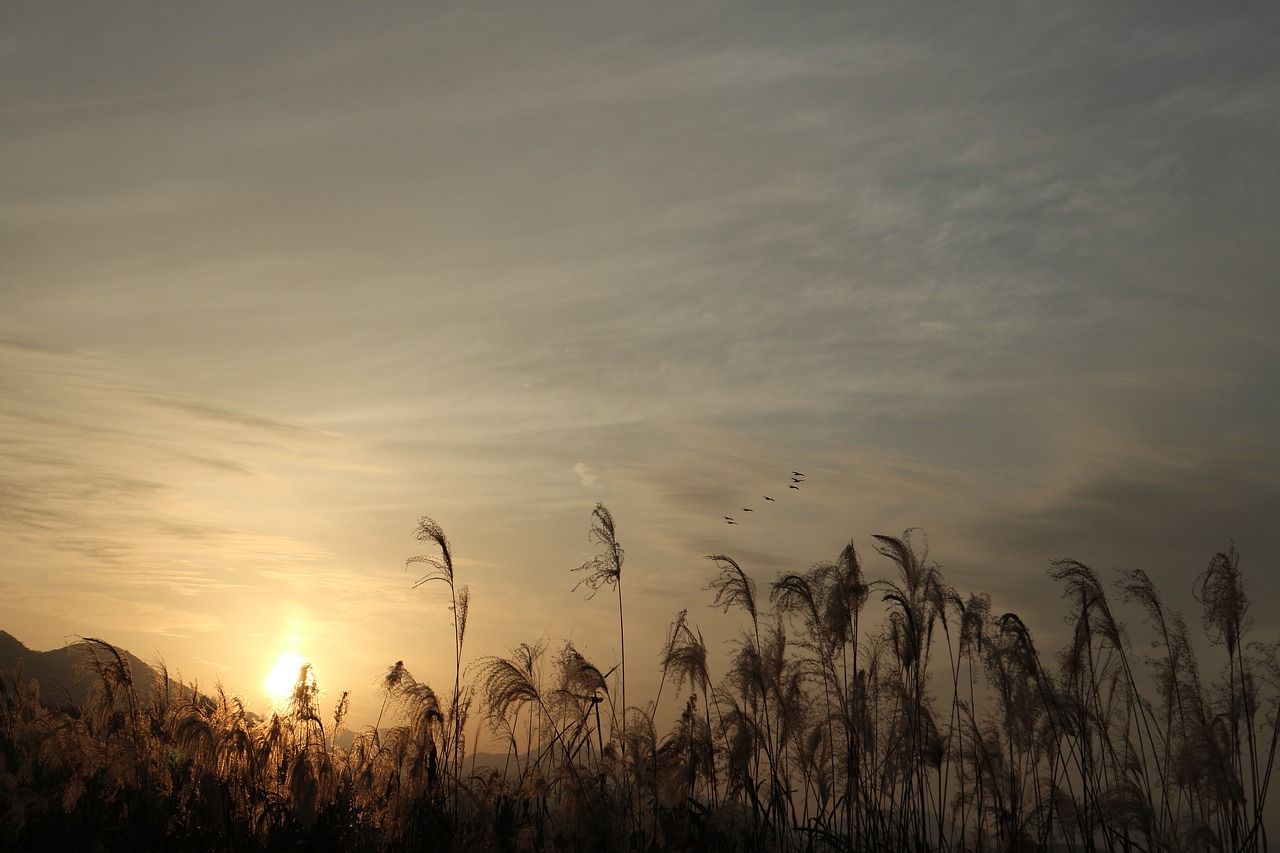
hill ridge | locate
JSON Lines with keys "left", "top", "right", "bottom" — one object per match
{"left": 0, "top": 629, "right": 166, "bottom": 710}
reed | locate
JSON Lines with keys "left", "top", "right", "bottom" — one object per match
{"left": 0, "top": 508, "right": 1274, "bottom": 852}
{"left": 407, "top": 514, "right": 469, "bottom": 817}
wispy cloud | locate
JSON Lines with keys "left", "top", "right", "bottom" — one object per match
{"left": 573, "top": 463, "right": 600, "bottom": 489}
{"left": 1, "top": 0, "right": 1277, "bottom": 720}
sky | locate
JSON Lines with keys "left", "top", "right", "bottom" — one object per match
{"left": 2, "top": 2, "right": 1279, "bottom": 730}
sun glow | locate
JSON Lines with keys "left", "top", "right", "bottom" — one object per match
{"left": 262, "top": 652, "right": 308, "bottom": 708}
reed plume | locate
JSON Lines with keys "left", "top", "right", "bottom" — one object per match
{"left": 1, "top": 512, "right": 1274, "bottom": 853}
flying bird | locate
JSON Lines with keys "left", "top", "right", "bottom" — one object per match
{"left": 791, "top": 477, "right": 804, "bottom": 483}
{"left": 792, "top": 471, "right": 804, "bottom": 477}
{"left": 723, "top": 516, "right": 734, "bottom": 521}
{"left": 763, "top": 496, "right": 775, "bottom": 501}
{"left": 742, "top": 508, "right": 753, "bottom": 512}
{"left": 726, "top": 519, "right": 738, "bottom": 525}
{"left": 789, "top": 484, "right": 800, "bottom": 490}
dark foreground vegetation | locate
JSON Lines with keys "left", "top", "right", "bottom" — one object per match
{"left": 1, "top": 505, "right": 1276, "bottom": 852}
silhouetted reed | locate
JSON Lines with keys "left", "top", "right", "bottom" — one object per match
{"left": 0, "top": 509, "right": 1275, "bottom": 852}
{"left": 407, "top": 514, "right": 469, "bottom": 819}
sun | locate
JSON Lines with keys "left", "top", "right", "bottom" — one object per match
{"left": 262, "top": 651, "right": 308, "bottom": 707}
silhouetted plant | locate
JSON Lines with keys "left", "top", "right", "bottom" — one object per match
{"left": 407, "top": 514, "right": 469, "bottom": 811}
{"left": 1, "top": 514, "right": 1276, "bottom": 853}
{"left": 571, "top": 502, "right": 635, "bottom": 841}
{"left": 572, "top": 503, "right": 628, "bottom": 738}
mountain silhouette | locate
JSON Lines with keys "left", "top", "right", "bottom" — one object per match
{"left": 0, "top": 629, "right": 173, "bottom": 711}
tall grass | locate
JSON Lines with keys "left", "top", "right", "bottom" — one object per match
{"left": 407, "top": 514, "right": 470, "bottom": 820}
{"left": 0, "top": 506, "right": 1275, "bottom": 852}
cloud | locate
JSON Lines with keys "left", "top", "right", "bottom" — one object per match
{"left": 5, "top": 586, "right": 225, "bottom": 639}
{"left": 0, "top": 180, "right": 230, "bottom": 227}
{"left": 573, "top": 463, "right": 600, "bottom": 489}
{"left": 971, "top": 451, "right": 1280, "bottom": 575}
{"left": 1, "top": 0, "right": 1278, "bottom": 726}
{"left": 142, "top": 395, "right": 331, "bottom": 440}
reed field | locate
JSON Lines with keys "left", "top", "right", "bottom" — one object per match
{"left": 1, "top": 504, "right": 1275, "bottom": 852}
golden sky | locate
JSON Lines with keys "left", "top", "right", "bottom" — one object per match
{"left": 3, "top": 2, "right": 1278, "bottom": 728}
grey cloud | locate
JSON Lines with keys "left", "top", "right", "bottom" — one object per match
{"left": 179, "top": 454, "right": 257, "bottom": 477}
{"left": 141, "top": 395, "right": 333, "bottom": 441}
{"left": 976, "top": 453, "right": 1280, "bottom": 570}
{"left": 2, "top": 0, "right": 1278, "bottom": 723}
{"left": 0, "top": 334, "right": 72, "bottom": 356}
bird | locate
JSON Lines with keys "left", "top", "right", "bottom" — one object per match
{"left": 763, "top": 496, "right": 775, "bottom": 501}
{"left": 789, "top": 484, "right": 800, "bottom": 490}
{"left": 726, "top": 519, "right": 738, "bottom": 525}
{"left": 791, "top": 477, "right": 804, "bottom": 483}
{"left": 742, "top": 508, "right": 754, "bottom": 512}
{"left": 723, "top": 516, "right": 734, "bottom": 521}
{"left": 792, "top": 471, "right": 804, "bottom": 477}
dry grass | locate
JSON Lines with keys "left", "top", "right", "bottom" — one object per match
{"left": 0, "top": 509, "right": 1275, "bottom": 852}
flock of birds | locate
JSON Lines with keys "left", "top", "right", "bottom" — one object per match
{"left": 723, "top": 471, "right": 805, "bottom": 525}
